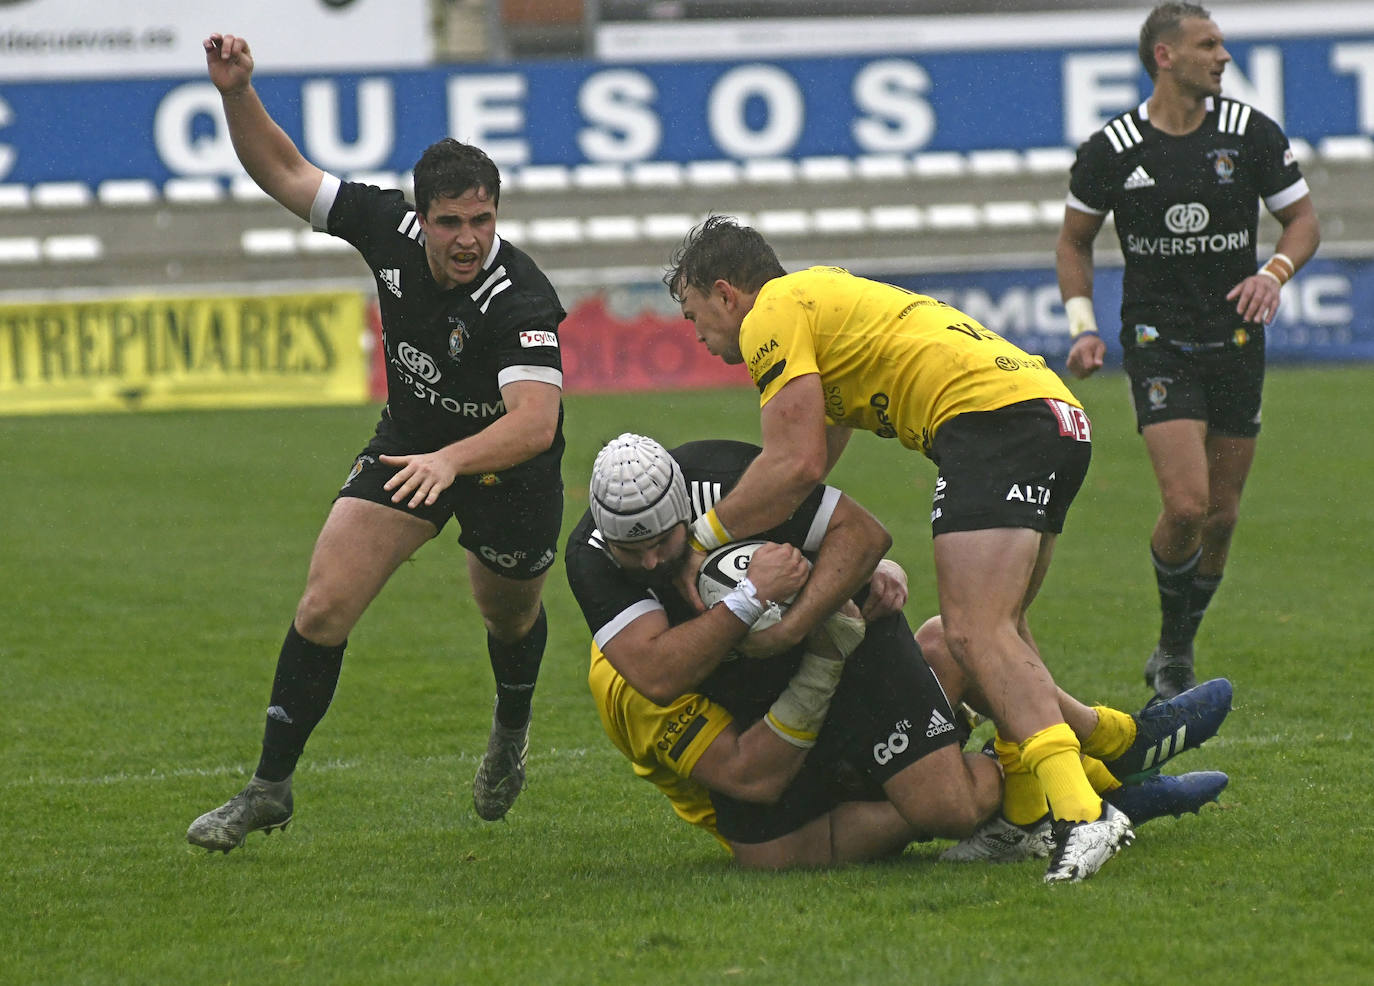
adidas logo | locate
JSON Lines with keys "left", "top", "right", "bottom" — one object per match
{"left": 379, "top": 268, "right": 402, "bottom": 298}
{"left": 926, "top": 708, "right": 956, "bottom": 738}
{"left": 267, "top": 705, "right": 294, "bottom": 724}
{"left": 1124, "top": 166, "right": 1155, "bottom": 190}
{"left": 625, "top": 522, "right": 651, "bottom": 538}
{"left": 1139, "top": 724, "right": 1186, "bottom": 771}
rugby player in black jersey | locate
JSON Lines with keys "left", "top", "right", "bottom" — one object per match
{"left": 188, "top": 33, "right": 567, "bottom": 851}
{"left": 1056, "top": 3, "right": 1320, "bottom": 701}
{"left": 565, "top": 434, "right": 1231, "bottom": 869}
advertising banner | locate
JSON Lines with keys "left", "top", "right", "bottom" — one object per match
{"left": 1, "top": 33, "right": 1372, "bottom": 184}
{"left": 0, "top": 0, "right": 429, "bottom": 80}
{"left": 545, "top": 255, "right": 1374, "bottom": 395}
{"left": 886, "top": 256, "right": 1374, "bottom": 366}
{"left": 0, "top": 290, "right": 371, "bottom": 415}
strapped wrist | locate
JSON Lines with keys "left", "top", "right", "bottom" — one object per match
{"left": 1260, "top": 253, "right": 1295, "bottom": 286}
{"left": 688, "top": 509, "right": 731, "bottom": 552}
{"left": 1065, "top": 296, "right": 1099, "bottom": 339}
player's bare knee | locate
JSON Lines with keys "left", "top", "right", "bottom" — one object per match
{"left": 293, "top": 591, "right": 353, "bottom": 646}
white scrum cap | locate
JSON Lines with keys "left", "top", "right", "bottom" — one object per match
{"left": 590, "top": 433, "right": 691, "bottom": 542}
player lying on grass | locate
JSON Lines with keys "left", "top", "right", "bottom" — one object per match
{"left": 565, "top": 434, "right": 1232, "bottom": 869}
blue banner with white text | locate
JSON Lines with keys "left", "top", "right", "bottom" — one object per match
{"left": 1, "top": 33, "right": 1372, "bottom": 183}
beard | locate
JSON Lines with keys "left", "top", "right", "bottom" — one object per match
{"left": 624, "top": 540, "right": 691, "bottom": 591}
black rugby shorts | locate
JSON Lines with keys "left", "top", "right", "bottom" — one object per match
{"left": 336, "top": 440, "right": 563, "bottom": 581}
{"left": 928, "top": 398, "right": 1092, "bottom": 536}
{"left": 711, "top": 612, "right": 962, "bottom": 845}
{"left": 1122, "top": 338, "right": 1265, "bottom": 438}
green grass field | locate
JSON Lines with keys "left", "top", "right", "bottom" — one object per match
{"left": 3, "top": 366, "right": 1372, "bottom": 985}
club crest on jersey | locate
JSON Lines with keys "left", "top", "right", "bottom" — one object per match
{"left": 1146, "top": 377, "right": 1170, "bottom": 408}
{"left": 448, "top": 319, "right": 469, "bottom": 361}
{"left": 1208, "top": 148, "right": 1238, "bottom": 184}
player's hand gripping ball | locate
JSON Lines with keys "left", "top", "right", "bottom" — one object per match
{"left": 696, "top": 540, "right": 794, "bottom": 632}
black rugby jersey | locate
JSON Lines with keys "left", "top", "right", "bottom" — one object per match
{"left": 565, "top": 439, "right": 837, "bottom": 714}
{"left": 1068, "top": 97, "right": 1308, "bottom": 345}
{"left": 312, "top": 175, "right": 566, "bottom": 472}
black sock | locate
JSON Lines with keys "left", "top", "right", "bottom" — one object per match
{"left": 488, "top": 605, "right": 546, "bottom": 729}
{"left": 255, "top": 624, "right": 347, "bottom": 782}
{"left": 1153, "top": 546, "right": 1201, "bottom": 653}
{"left": 1186, "top": 573, "right": 1223, "bottom": 642}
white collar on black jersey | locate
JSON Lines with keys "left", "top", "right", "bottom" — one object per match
{"left": 1137, "top": 96, "right": 1218, "bottom": 122}
{"left": 484, "top": 233, "right": 504, "bottom": 270}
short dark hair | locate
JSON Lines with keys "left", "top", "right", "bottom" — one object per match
{"left": 1139, "top": 2, "right": 1211, "bottom": 80}
{"left": 412, "top": 139, "right": 501, "bottom": 216}
{"left": 663, "top": 215, "right": 787, "bottom": 302}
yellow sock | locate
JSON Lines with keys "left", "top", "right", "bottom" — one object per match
{"left": 1082, "top": 755, "right": 1122, "bottom": 795}
{"left": 1081, "top": 705, "right": 1138, "bottom": 761}
{"left": 1020, "top": 722, "right": 1101, "bottom": 823}
{"left": 994, "top": 734, "right": 1049, "bottom": 825}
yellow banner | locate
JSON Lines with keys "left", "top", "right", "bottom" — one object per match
{"left": 0, "top": 291, "right": 370, "bottom": 415}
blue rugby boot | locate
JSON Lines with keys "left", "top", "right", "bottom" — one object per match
{"left": 1105, "top": 770, "right": 1228, "bottom": 826}
{"left": 1104, "top": 678, "right": 1233, "bottom": 782}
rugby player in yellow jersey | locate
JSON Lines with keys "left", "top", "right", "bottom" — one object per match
{"left": 567, "top": 434, "right": 1233, "bottom": 870}
{"left": 663, "top": 216, "right": 1234, "bottom": 882}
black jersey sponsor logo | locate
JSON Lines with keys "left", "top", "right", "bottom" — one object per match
{"left": 378, "top": 267, "right": 402, "bottom": 298}
{"left": 1127, "top": 228, "right": 1250, "bottom": 258}
{"left": 519, "top": 329, "right": 558, "bottom": 349}
{"left": 1165, "top": 202, "right": 1210, "bottom": 234}
{"left": 1123, "top": 165, "right": 1155, "bottom": 190}
{"left": 397, "top": 340, "right": 440, "bottom": 383}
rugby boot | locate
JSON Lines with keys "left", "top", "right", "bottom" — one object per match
{"left": 1104, "top": 678, "right": 1232, "bottom": 782}
{"left": 473, "top": 707, "right": 529, "bottom": 821}
{"left": 1044, "top": 802, "right": 1134, "bottom": 883}
{"left": 1144, "top": 645, "right": 1197, "bottom": 702}
{"left": 186, "top": 779, "right": 293, "bottom": 853}
{"left": 1105, "top": 770, "right": 1228, "bottom": 824}
{"left": 941, "top": 814, "right": 1054, "bottom": 863}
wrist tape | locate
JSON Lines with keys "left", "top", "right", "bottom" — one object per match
{"left": 765, "top": 651, "right": 847, "bottom": 748}
{"left": 689, "top": 509, "right": 731, "bottom": 552}
{"left": 1259, "top": 252, "right": 1295, "bottom": 286}
{"left": 720, "top": 576, "right": 768, "bottom": 625}
{"left": 1065, "top": 296, "right": 1099, "bottom": 339}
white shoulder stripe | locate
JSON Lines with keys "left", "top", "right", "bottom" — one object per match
{"left": 396, "top": 211, "right": 423, "bottom": 241}
{"left": 1218, "top": 100, "right": 1253, "bottom": 135}
{"left": 478, "top": 278, "right": 512, "bottom": 314}
{"left": 690, "top": 480, "right": 724, "bottom": 519}
{"left": 1104, "top": 114, "right": 1143, "bottom": 154}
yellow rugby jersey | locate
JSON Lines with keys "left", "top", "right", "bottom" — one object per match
{"left": 588, "top": 644, "right": 735, "bottom": 851}
{"left": 742, "top": 267, "right": 1080, "bottom": 455}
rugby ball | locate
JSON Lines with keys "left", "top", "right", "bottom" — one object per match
{"left": 697, "top": 539, "right": 791, "bottom": 632}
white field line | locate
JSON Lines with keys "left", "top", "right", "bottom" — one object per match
{"left": 4, "top": 747, "right": 599, "bottom": 789}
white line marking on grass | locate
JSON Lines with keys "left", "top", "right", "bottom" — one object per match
{"left": 5, "top": 748, "right": 598, "bottom": 789}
